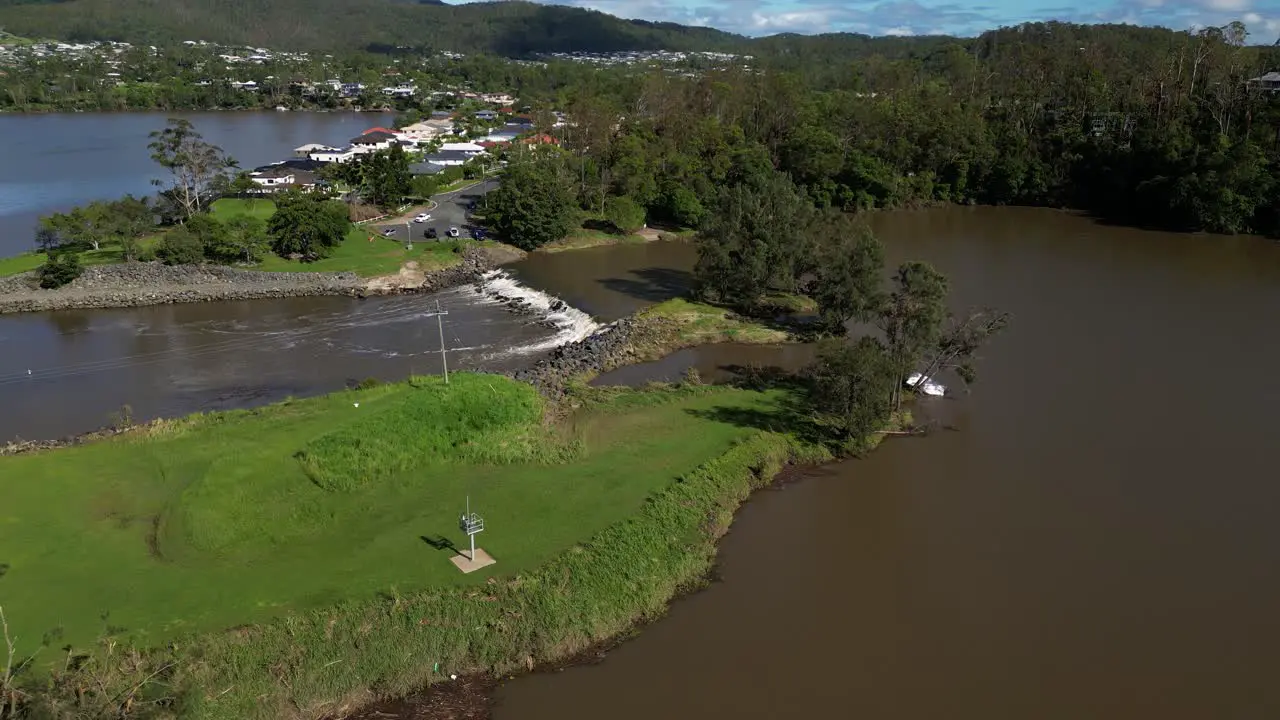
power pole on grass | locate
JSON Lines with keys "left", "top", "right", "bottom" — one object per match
{"left": 422, "top": 299, "right": 450, "bottom": 384}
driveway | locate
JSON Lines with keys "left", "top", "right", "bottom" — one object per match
{"left": 375, "top": 178, "right": 498, "bottom": 242}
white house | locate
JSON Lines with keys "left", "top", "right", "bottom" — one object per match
{"left": 309, "top": 146, "right": 362, "bottom": 163}
{"left": 382, "top": 84, "right": 417, "bottom": 98}
{"left": 439, "top": 141, "right": 485, "bottom": 153}
{"left": 295, "top": 143, "right": 338, "bottom": 158}
{"left": 250, "top": 166, "right": 295, "bottom": 187}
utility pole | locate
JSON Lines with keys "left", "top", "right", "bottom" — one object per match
{"left": 435, "top": 299, "right": 449, "bottom": 384}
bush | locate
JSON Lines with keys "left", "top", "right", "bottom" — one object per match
{"left": 156, "top": 227, "right": 206, "bottom": 265}
{"left": 604, "top": 195, "right": 646, "bottom": 234}
{"left": 36, "top": 251, "right": 83, "bottom": 289}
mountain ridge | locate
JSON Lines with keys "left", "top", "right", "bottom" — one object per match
{"left": 0, "top": 0, "right": 756, "bottom": 54}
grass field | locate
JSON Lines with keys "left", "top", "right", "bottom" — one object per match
{"left": 0, "top": 199, "right": 473, "bottom": 280}
{"left": 0, "top": 374, "right": 790, "bottom": 660}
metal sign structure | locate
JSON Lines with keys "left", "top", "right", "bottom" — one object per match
{"left": 458, "top": 495, "right": 485, "bottom": 561}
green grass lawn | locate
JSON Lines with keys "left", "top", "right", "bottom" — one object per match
{"left": 208, "top": 197, "right": 276, "bottom": 221}
{"left": 0, "top": 373, "right": 784, "bottom": 657}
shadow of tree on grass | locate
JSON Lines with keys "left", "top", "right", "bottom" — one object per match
{"left": 684, "top": 365, "right": 830, "bottom": 446}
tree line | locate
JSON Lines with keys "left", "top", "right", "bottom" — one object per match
{"left": 29, "top": 119, "right": 367, "bottom": 287}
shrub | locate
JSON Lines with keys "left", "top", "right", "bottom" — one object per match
{"left": 604, "top": 196, "right": 646, "bottom": 234}
{"left": 156, "top": 227, "right": 206, "bottom": 265}
{"left": 37, "top": 251, "right": 83, "bottom": 289}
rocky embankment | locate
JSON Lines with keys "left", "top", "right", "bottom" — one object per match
{"left": 0, "top": 247, "right": 512, "bottom": 314}
{"left": 510, "top": 317, "right": 640, "bottom": 395}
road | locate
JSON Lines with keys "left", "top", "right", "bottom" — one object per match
{"left": 374, "top": 178, "right": 499, "bottom": 242}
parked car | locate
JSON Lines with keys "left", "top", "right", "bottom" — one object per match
{"left": 381, "top": 227, "right": 396, "bottom": 237}
{"left": 425, "top": 227, "right": 438, "bottom": 239}
{"left": 413, "top": 213, "right": 431, "bottom": 223}
{"left": 472, "top": 228, "right": 486, "bottom": 240}
{"left": 448, "top": 226, "right": 460, "bottom": 238}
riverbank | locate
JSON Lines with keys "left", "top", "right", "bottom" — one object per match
{"left": 0, "top": 286, "right": 834, "bottom": 719}
{"left": 0, "top": 378, "right": 831, "bottom": 720}
{"left": 0, "top": 245, "right": 519, "bottom": 314}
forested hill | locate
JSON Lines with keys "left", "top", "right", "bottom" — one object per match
{"left": 0, "top": 0, "right": 745, "bottom": 54}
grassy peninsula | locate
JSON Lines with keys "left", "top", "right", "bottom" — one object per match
{"left": 0, "top": 365, "right": 829, "bottom": 718}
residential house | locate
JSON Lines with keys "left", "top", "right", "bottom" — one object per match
{"left": 309, "top": 146, "right": 362, "bottom": 163}
{"left": 439, "top": 141, "right": 485, "bottom": 153}
{"left": 350, "top": 130, "right": 397, "bottom": 150}
{"left": 1249, "top": 71, "right": 1280, "bottom": 92}
{"left": 339, "top": 82, "right": 364, "bottom": 98}
{"left": 249, "top": 159, "right": 323, "bottom": 190}
{"left": 295, "top": 143, "right": 338, "bottom": 158}
{"left": 230, "top": 80, "right": 258, "bottom": 91}
{"left": 480, "top": 93, "right": 515, "bottom": 105}
{"left": 485, "top": 128, "right": 520, "bottom": 143}
{"left": 382, "top": 84, "right": 416, "bottom": 99}
{"left": 475, "top": 109, "right": 499, "bottom": 121}
{"left": 409, "top": 162, "right": 447, "bottom": 176}
{"left": 399, "top": 118, "right": 454, "bottom": 140}
{"left": 249, "top": 165, "right": 294, "bottom": 189}
{"left": 519, "top": 133, "right": 560, "bottom": 147}
{"left": 420, "top": 150, "right": 477, "bottom": 167}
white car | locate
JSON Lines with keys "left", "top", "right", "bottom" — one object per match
{"left": 448, "top": 226, "right": 460, "bottom": 238}
{"left": 413, "top": 213, "right": 431, "bottom": 223}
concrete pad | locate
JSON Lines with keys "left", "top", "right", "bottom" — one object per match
{"left": 450, "top": 548, "right": 496, "bottom": 574}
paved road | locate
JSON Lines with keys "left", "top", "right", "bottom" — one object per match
{"left": 375, "top": 178, "right": 498, "bottom": 242}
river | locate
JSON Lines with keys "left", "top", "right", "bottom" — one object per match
{"left": 0, "top": 111, "right": 394, "bottom": 257}
{"left": 488, "top": 207, "right": 1280, "bottom": 719}
{"left": 4, "top": 199, "right": 1280, "bottom": 717}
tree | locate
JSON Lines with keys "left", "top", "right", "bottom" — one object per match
{"left": 810, "top": 213, "right": 885, "bottom": 334}
{"left": 214, "top": 215, "right": 270, "bottom": 263}
{"left": 876, "top": 261, "right": 949, "bottom": 410}
{"left": 148, "top": 118, "right": 237, "bottom": 220}
{"left": 487, "top": 155, "right": 578, "bottom": 251}
{"left": 267, "top": 193, "right": 351, "bottom": 259}
{"left": 693, "top": 170, "right": 813, "bottom": 310}
{"left": 156, "top": 226, "right": 206, "bottom": 265}
{"left": 411, "top": 173, "right": 440, "bottom": 199}
{"left": 360, "top": 145, "right": 412, "bottom": 208}
{"left": 914, "top": 307, "right": 1011, "bottom": 390}
{"left": 111, "top": 195, "right": 156, "bottom": 262}
{"left": 33, "top": 226, "right": 62, "bottom": 254}
{"left": 604, "top": 195, "right": 646, "bottom": 234}
{"left": 37, "top": 251, "right": 83, "bottom": 289}
{"left": 805, "top": 337, "right": 897, "bottom": 451}
{"left": 184, "top": 213, "right": 227, "bottom": 259}
{"left": 228, "top": 171, "right": 261, "bottom": 204}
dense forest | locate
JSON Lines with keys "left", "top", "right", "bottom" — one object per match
{"left": 0, "top": 0, "right": 744, "bottom": 54}
{"left": 474, "top": 20, "right": 1280, "bottom": 237}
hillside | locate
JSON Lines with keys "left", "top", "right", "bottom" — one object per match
{"left": 0, "top": 0, "right": 746, "bottom": 54}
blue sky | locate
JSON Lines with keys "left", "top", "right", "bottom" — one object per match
{"left": 447, "top": 0, "right": 1280, "bottom": 39}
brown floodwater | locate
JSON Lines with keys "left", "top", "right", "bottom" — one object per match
{"left": 489, "top": 206, "right": 1280, "bottom": 719}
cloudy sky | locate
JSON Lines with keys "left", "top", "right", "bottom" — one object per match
{"left": 446, "top": 0, "right": 1280, "bottom": 40}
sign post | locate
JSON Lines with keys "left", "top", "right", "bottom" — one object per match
{"left": 458, "top": 496, "right": 484, "bottom": 561}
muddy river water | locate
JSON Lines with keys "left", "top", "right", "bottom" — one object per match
{"left": 4, "top": 205, "right": 1280, "bottom": 717}
{"left": 495, "top": 206, "right": 1280, "bottom": 719}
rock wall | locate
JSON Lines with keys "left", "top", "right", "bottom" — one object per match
{"left": 0, "top": 248, "right": 503, "bottom": 314}
{"left": 510, "top": 317, "right": 640, "bottom": 395}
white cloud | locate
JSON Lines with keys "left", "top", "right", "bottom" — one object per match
{"left": 446, "top": 0, "right": 1279, "bottom": 40}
